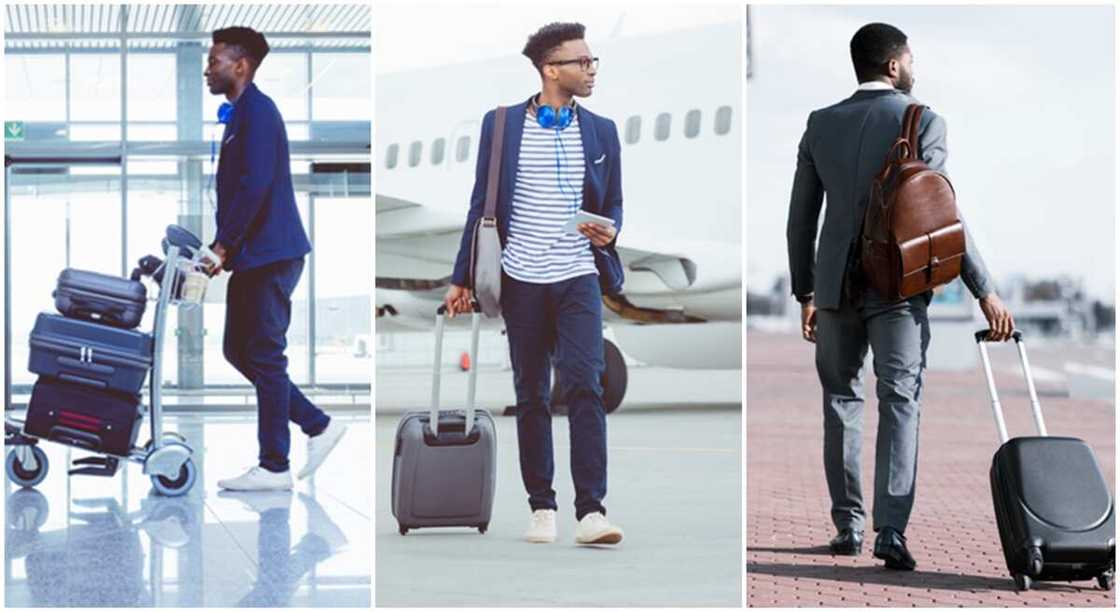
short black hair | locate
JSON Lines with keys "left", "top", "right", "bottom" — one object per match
{"left": 849, "top": 23, "right": 908, "bottom": 82}
{"left": 522, "top": 22, "right": 585, "bottom": 71}
{"left": 213, "top": 26, "right": 270, "bottom": 71}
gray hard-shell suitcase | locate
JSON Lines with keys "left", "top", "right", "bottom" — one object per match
{"left": 54, "top": 268, "right": 147, "bottom": 329}
{"left": 391, "top": 304, "right": 496, "bottom": 535}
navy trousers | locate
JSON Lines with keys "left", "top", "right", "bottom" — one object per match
{"left": 501, "top": 272, "right": 608, "bottom": 520}
{"left": 224, "top": 257, "right": 329, "bottom": 472}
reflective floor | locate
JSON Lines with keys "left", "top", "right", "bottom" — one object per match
{"left": 5, "top": 411, "right": 371, "bottom": 608}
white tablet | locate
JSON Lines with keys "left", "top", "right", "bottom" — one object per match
{"left": 563, "top": 210, "right": 616, "bottom": 235}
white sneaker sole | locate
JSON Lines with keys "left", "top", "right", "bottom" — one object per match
{"left": 525, "top": 533, "right": 557, "bottom": 544}
{"left": 576, "top": 528, "right": 624, "bottom": 545}
{"left": 298, "top": 424, "right": 347, "bottom": 480}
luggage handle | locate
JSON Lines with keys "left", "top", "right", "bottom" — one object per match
{"left": 430, "top": 302, "right": 482, "bottom": 437}
{"left": 58, "top": 370, "right": 111, "bottom": 388}
{"left": 48, "top": 426, "right": 101, "bottom": 451}
{"left": 975, "top": 328, "right": 1047, "bottom": 444}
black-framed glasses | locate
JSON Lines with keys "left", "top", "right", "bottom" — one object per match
{"left": 546, "top": 56, "right": 599, "bottom": 72}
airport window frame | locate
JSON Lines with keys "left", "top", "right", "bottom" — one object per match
{"left": 654, "top": 112, "right": 672, "bottom": 141}
{"left": 684, "top": 109, "right": 701, "bottom": 139}
{"left": 4, "top": 26, "right": 372, "bottom": 411}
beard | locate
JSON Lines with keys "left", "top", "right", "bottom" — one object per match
{"left": 896, "top": 68, "right": 914, "bottom": 94}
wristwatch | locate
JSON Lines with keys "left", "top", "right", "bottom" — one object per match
{"left": 795, "top": 293, "right": 814, "bottom": 305}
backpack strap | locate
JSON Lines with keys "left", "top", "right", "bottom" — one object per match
{"left": 900, "top": 104, "right": 925, "bottom": 160}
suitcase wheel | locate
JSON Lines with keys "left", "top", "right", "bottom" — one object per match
{"left": 398, "top": 524, "right": 409, "bottom": 536}
{"left": 6, "top": 447, "right": 49, "bottom": 488}
{"left": 1098, "top": 573, "right": 1114, "bottom": 591}
{"left": 478, "top": 523, "right": 488, "bottom": 534}
{"left": 1026, "top": 546, "right": 1044, "bottom": 577}
{"left": 1013, "top": 574, "right": 1032, "bottom": 592}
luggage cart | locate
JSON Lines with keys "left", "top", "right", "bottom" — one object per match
{"left": 5, "top": 242, "right": 205, "bottom": 496}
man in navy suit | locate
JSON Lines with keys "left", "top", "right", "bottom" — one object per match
{"left": 203, "top": 26, "right": 346, "bottom": 491}
{"left": 443, "top": 22, "right": 625, "bottom": 546}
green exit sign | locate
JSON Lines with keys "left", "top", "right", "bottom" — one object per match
{"left": 4, "top": 121, "right": 25, "bottom": 141}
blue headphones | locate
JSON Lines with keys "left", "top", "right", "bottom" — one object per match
{"left": 536, "top": 104, "right": 573, "bottom": 130}
{"left": 217, "top": 102, "right": 234, "bottom": 125}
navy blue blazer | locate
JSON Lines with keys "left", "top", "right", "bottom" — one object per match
{"left": 215, "top": 82, "right": 311, "bottom": 272}
{"left": 450, "top": 97, "right": 625, "bottom": 295}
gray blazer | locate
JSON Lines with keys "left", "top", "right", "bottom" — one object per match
{"left": 786, "top": 88, "right": 993, "bottom": 310}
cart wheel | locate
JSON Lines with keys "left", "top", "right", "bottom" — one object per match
{"left": 398, "top": 524, "right": 409, "bottom": 536}
{"left": 6, "top": 447, "right": 49, "bottom": 488}
{"left": 1013, "top": 574, "right": 1032, "bottom": 592}
{"left": 1098, "top": 573, "right": 1114, "bottom": 591}
{"left": 478, "top": 523, "right": 488, "bottom": 534}
{"left": 150, "top": 458, "right": 196, "bottom": 497}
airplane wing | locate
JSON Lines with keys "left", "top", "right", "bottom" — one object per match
{"left": 376, "top": 194, "right": 741, "bottom": 323}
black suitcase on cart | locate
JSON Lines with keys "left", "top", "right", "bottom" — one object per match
{"left": 54, "top": 268, "right": 147, "bottom": 330}
{"left": 28, "top": 313, "right": 153, "bottom": 394}
{"left": 976, "top": 329, "right": 1115, "bottom": 592}
{"left": 24, "top": 377, "right": 143, "bottom": 458}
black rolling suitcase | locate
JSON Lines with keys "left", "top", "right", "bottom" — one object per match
{"left": 24, "top": 377, "right": 143, "bottom": 458}
{"left": 977, "top": 329, "right": 1115, "bottom": 592}
{"left": 28, "top": 313, "right": 153, "bottom": 394}
{"left": 54, "top": 268, "right": 147, "bottom": 329}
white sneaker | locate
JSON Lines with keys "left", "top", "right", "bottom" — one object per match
{"left": 217, "top": 466, "right": 293, "bottom": 491}
{"left": 298, "top": 419, "right": 347, "bottom": 480}
{"left": 525, "top": 509, "right": 557, "bottom": 543}
{"left": 575, "top": 512, "right": 623, "bottom": 545}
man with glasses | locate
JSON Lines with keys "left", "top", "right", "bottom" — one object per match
{"left": 202, "top": 26, "right": 347, "bottom": 491}
{"left": 443, "top": 22, "right": 625, "bottom": 545}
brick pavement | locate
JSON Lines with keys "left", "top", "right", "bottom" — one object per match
{"left": 746, "top": 331, "right": 1116, "bottom": 607}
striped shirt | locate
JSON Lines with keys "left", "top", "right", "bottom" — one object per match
{"left": 501, "top": 111, "right": 597, "bottom": 284}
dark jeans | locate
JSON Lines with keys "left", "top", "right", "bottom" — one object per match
{"left": 224, "top": 257, "right": 329, "bottom": 472}
{"left": 501, "top": 272, "right": 608, "bottom": 520}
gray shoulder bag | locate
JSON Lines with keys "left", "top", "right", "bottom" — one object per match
{"left": 470, "top": 106, "right": 507, "bottom": 318}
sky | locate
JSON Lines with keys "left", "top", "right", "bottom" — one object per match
{"left": 375, "top": 4, "right": 741, "bottom": 74}
{"left": 747, "top": 4, "right": 1116, "bottom": 301}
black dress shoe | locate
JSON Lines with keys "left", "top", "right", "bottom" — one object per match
{"left": 873, "top": 526, "right": 917, "bottom": 570}
{"left": 829, "top": 528, "right": 864, "bottom": 556}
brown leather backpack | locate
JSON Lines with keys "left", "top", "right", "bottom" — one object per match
{"left": 861, "top": 104, "right": 965, "bottom": 301}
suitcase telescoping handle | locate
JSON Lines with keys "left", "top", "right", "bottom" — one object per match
{"left": 430, "top": 302, "right": 482, "bottom": 437}
{"left": 975, "top": 329, "right": 1047, "bottom": 444}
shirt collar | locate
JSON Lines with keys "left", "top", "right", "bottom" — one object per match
{"left": 856, "top": 80, "right": 895, "bottom": 92}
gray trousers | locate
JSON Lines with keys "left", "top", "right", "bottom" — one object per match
{"left": 815, "top": 290, "right": 931, "bottom": 534}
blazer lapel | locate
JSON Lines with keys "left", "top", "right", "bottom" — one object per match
{"left": 577, "top": 106, "right": 605, "bottom": 213}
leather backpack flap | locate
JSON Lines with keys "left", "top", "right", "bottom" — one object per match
{"left": 897, "top": 221, "right": 965, "bottom": 298}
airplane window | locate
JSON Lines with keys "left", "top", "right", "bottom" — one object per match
{"left": 625, "top": 115, "right": 641, "bottom": 145}
{"left": 655, "top": 113, "right": 671, "bottom": 142}
{"left": 409, "top": 141, "right": 422, "bottom": 167}
{"left": 715, "top": 105, "right": 733, "bottom": 135}
{"left": 456, "top": 135, "right": 471, "bottom": 162}
{"left": 431, "top": 137, "right": 446, "bottom": 165}
{"left": 385, "top": 143, "right": 399, "bottom": 169}
{"left": 685, "top": 109, "right": 701, "bottom": 139}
